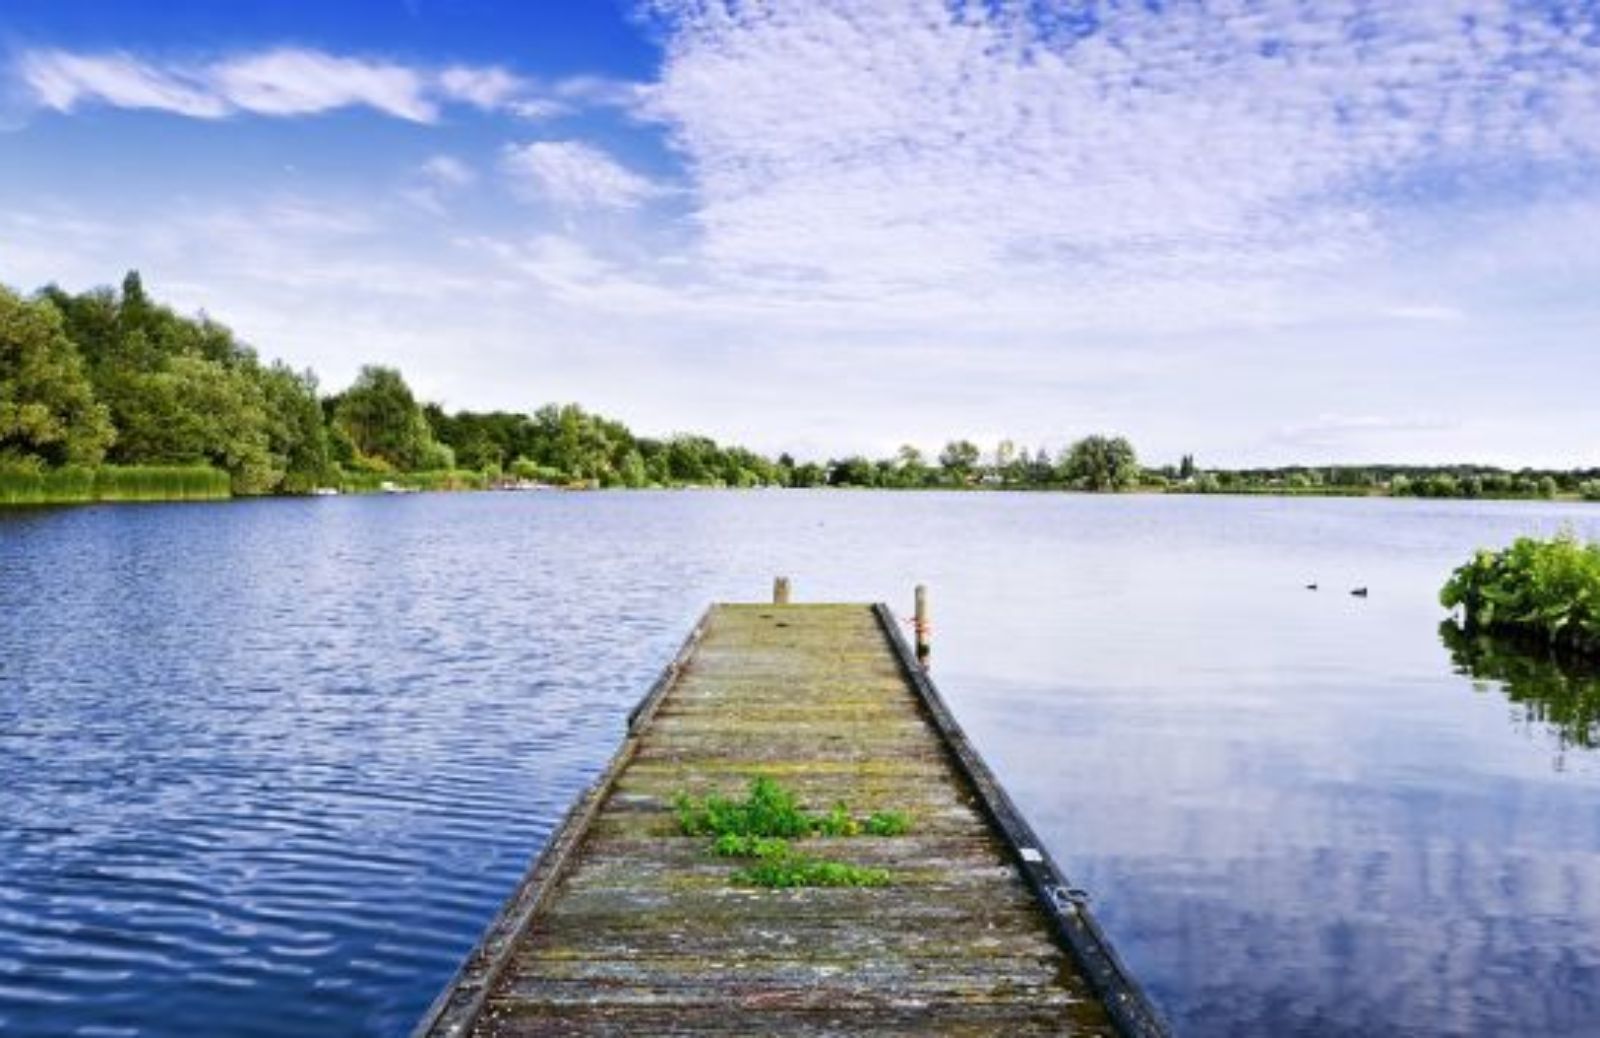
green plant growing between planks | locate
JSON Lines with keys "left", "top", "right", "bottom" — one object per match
{"left": 864, "top": 810, "right": 911, "bottom": 836}
{"left": 673, "top": 776, "right": 911, "bottom": 889}
{"left": 733, "top": 855, "right": 891, "bottom": 889}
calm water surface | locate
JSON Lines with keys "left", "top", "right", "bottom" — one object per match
{"left": 2, "top": 492, "right": 1598, "bottom": 1036}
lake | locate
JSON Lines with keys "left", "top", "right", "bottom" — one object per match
{"left": 2, "top": 491, "right": 1598, "bottom": 1036}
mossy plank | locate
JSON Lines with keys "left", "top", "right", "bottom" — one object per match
{"left": 483, "top": 1005, "right": 1100, "bottom": 1037}
{"left": 424, "top": 603, "right": 1120, "bottom": 1037}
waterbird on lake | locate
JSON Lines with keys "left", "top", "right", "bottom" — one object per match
{"left": 1351, "top": 587, "right": 1369, "bottom": 597}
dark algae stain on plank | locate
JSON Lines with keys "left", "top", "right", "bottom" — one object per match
{"left": 419, "top": 603, "right": 1157, "bottom": 1036}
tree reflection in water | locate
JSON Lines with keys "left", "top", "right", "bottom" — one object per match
{"left": 1441, "top": 620, "right": 1600, "bottom": 766}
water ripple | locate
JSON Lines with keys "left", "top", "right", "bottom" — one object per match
{"left": 2, "top": 492, "right": 1599, "bottom": 1036}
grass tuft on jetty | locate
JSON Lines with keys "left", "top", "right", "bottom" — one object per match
{"left": 673, "top": 776, "right": 910, "bottom": 889}
{"left": 673, "top": 775, "right": 816, "bottom": 840}
{"left": 732, "top": 854, "right": 892, "bottom": 889}
{"left": 1442, "top": 531, "right": 1600, "bottom": 657}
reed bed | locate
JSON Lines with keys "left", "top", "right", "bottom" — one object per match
{"left": 0, "top": 466, "right": 230, "bottom": 505}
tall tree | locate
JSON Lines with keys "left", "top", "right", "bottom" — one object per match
{"left": 895, "top": 444, "right": 930, "bottom": 487}
{"left": 329, "top": 365, "right": 444, "bottom": 471}
{"left": 1060, "top": 435, "right": 1140, "bottom": 491}
{"left": 938, "top": 439, "right": 981, "bottom": 484}
{"left": 0, "top": 289, "right": 114, "bottom": 466}
{"left": 259, "top": 363, "right": 332, "bottom": 492}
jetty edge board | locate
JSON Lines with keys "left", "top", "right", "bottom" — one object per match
{"left": 871, "top": 603, "right": 1167, "bottom": 1038}
{"left": 413, "top": 602, "right": 1168, "bottom": 1037}
{"left": 408, "top": 607, "right": 715, "bottom": 1037}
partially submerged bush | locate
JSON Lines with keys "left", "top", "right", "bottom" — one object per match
{"left": 1440, "top": 620, "right": 1600, "bottom": 752}
{"left": 673, "top": 776, "right": 911, "bottom": 889}
{"left": 1441, "top": 532, "right": 1600, "bottom": 657}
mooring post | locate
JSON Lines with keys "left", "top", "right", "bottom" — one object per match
{"left": 914, "top": 584, "right": 930, "bottom": 665}
{"left": 774, "top": 577, "right": 792, "bottom": 605}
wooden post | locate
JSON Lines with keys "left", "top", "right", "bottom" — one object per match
{"left": 914, "top": 584, "right": 930, "bottom": 665}
{"left": 773, "top": 577, "right": 791, "bottom": 605}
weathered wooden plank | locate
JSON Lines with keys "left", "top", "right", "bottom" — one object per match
{"left": 415, "top": 601, "right": 1162, "bottom": 1038}
{"left": 481, "top": 1005, "right": 1102, "bottom": 1037}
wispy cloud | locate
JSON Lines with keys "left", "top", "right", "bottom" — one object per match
{"left": 554, "top": 75, "right": 652, "bottom": 111}
{"left": 210, "top": 49, "right": 437, "bottom": 120}
{"left": 639, "top": 0, "right": 1600, "bottom": 326}
{"left": 1277, "top": 414, "right": 1461, "bottom": 450}
{"left": 419, "top": 155, "right": 474, "bottom": 189}
{"left": 501, "top": 140, "right": 662, "bottom": 209}
{"left": 6, "top": 3, "right": 1600, "bottom": 464}
{"left": 11, "top": 46, "right": 560, "bottom": 123}
{"left": 401, "top": 155, "right": 477, "bottom": 213}
{"left": 437, "top": 65, "right": 525, "bottom": 110}
{"left": 19, "top": 49, "right": 229, "bottom": 117}
{"left": 1381, "top": 304, "right": 1466, "bottom": 323}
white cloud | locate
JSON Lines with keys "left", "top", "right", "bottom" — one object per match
{"left": 419, "top": 155, "right": 475, "bottom": 189}
{"left": 10, "top": 47, "right": 559, "bottom": 123}
{"left": 1277, "top": 414, "right": 1461, "bottom": 450}
{"left": 211, "top": 49, "right": 436, "bottom": 120}
{"left": 1381, "top": 304, "right": 1465, "bottom": 323}
{"left": 402, "top": 155, "right": 477, "bottom": 213}
{"left": 501, "top": 141, "right": 661, "bottom": 209}
{"left": 17, "top": 49, "right": 228, "bottom": 117}
{"left": 554, "top": 75, "right": 651, "bottom": 111}
{"left": 9, "top": 4, "right": 1600, "bottom": 464}
{"left": 506, "top": 97, "right": 567, "bottom": 120}
{"left": 639, "top": 0, "right": 1600, "bottom": 328}
{"left": 437, "top": 65, "right": 526, "bottom": 110}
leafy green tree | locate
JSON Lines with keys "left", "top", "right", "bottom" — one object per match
{"left": 105, "top": 353, "right": 277, "bottom": 492}
{"left": 828, "top": 456, "right": 876, "bottom": 486}
{"left": 1023, "top": 445, "right": 1056, "bottom": 485}
{"left": 259, "top": 363, "right": 331, "bottom": 492}
{"left": 0, "top": 289, "right": 114, "bottom": 466}
{"left": 1060, "top": 435, "right": 1140, "bottom": 491}
{"left": 619, "top": 449, "right": 648, "bottom": 488}
{"left": 790, "top": 462, "right": 826, "bottom": 487}
{"left": 329, "top": 365, "right": 442, "bottom": 471}
{"left": 938, "top": 439, "right": 980, "bottom": 484}
{"left": 38, "top": 284, "right": 120, "bottom": 369}
{"left": 994, "top": 439, "right": 1016, "bottom": 481}
{"left": 890, "top": 445, "right": 927, "bottom": 487}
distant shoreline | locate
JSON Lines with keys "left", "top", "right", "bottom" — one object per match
{"left": 7, "top": 471, "right": 1598, "bottom": 510}
{"left": 7, "top": 272, "right": 1597, "bottom": 508}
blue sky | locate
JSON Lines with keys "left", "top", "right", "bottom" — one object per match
{"left": 2, "top": 1, "right": 1598, "bottom": 466}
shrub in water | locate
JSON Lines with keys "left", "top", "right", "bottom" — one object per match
{"left": 1441, "top": 532, "right": 1600, "bottom": 657}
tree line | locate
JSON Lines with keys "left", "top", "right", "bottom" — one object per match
{"left": 0, "top": 272, "right": 786, "bottom": 492}
{"left": 0, "top": 271, "right": 1150, "bottom": 494}
{"left": 1170, "top": 464, "right": 1600, "bottom": 501}
{"left": 4, "top": 271, "right": 1598, "bottom": 500}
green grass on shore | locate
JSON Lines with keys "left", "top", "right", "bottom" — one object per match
{"left": 0, "top": 465, "right": 231, "bottom": 505}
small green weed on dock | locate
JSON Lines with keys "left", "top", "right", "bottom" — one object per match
{"left": 733, "top": 855, "right": 891, "bottom": 889}
{"left": 673, "top": 776, "right": 909, "bottom": 889}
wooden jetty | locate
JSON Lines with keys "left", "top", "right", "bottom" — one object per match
{"left": 415, "top": 592, "right": 1166, "bottom": 1037}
